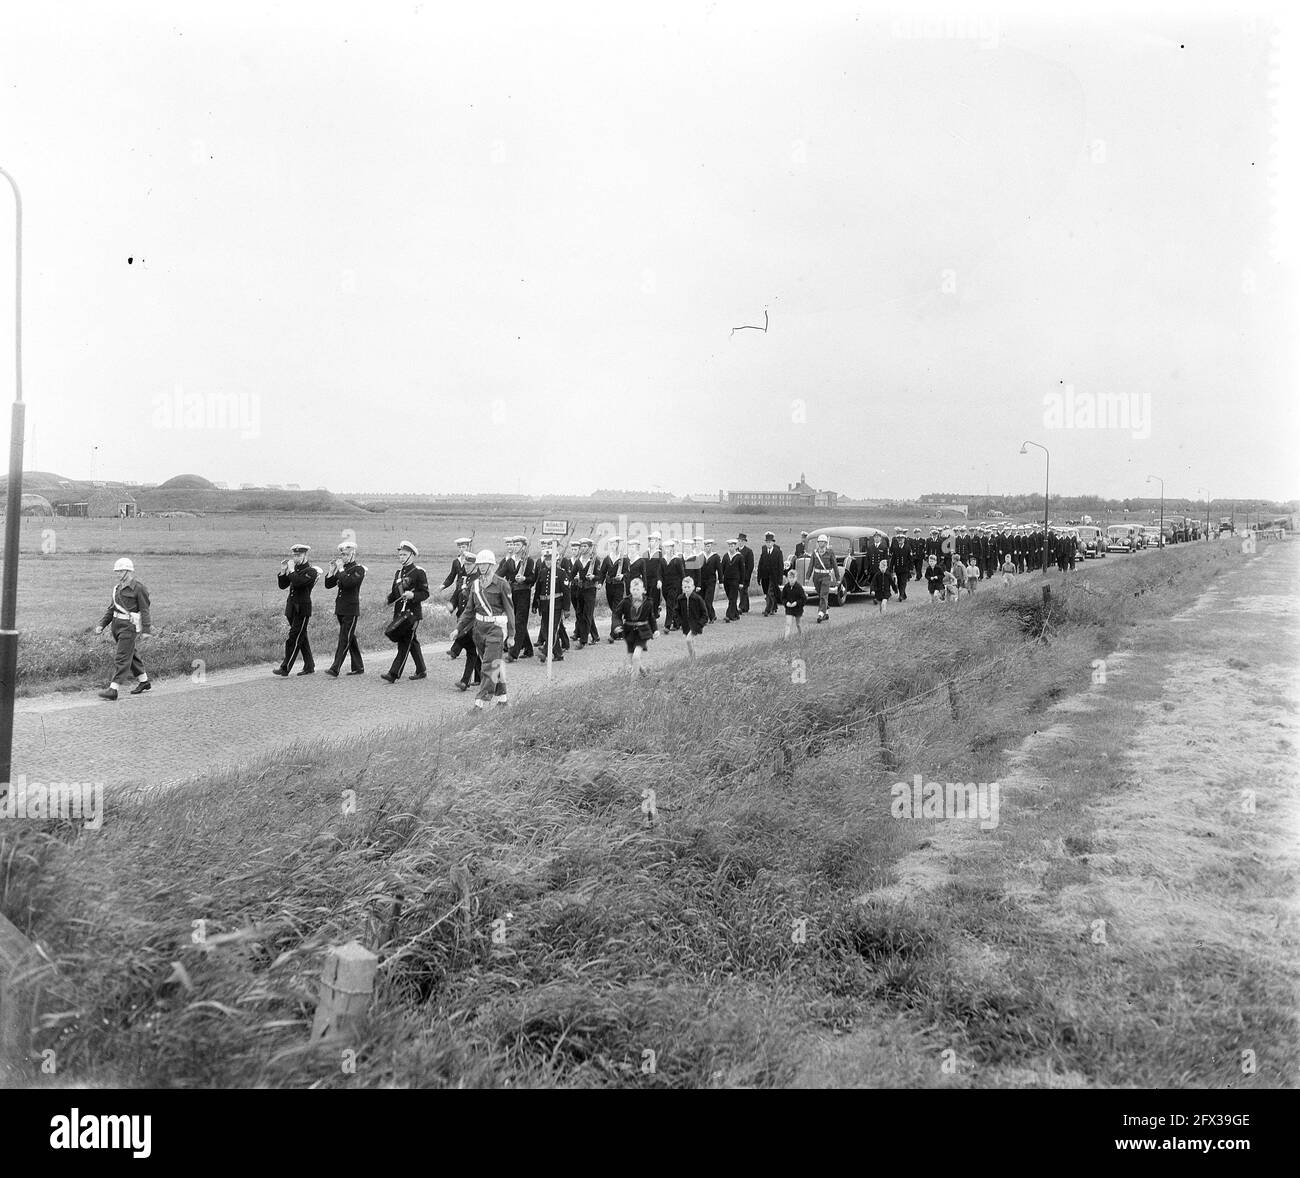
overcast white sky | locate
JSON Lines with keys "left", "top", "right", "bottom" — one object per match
{"left": 0, "top": 1, "right": 1295, "bottom": 500}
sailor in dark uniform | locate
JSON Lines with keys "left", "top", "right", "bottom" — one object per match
{"left": 533, "top": 539, "right": 571, "bottom": 661}
{"left": 442, "top": 537, "right": 476, "bottom": 664}
{"left": 380, "top": 540, "right": 429, "bottom": 682}
{"left": 643, "top": 534, "right": 666, "bottom": 624}
{"left": 699, "top": 539, "right": 720, "bottom": 623}
{"left": 503, "top": 535, "right": 537, "bottom": 660}
{"left": 737, "top": 532, "right": 755, "bottom": 614}
{"left": 910, "top": 528, "right": 925, "bottom": 582}
{"left": 720, "top": 538, "right": 743, "bottom": 621}
{"left": 601, "top": 537, "right": 629, "bottom": 643}
{"left": 324, "top": 540, "right": 366, "bottom": 676}
{"left": 660, "top": 539, "right": 685, "bottom": 631}
{"left": 274, "top": 543, "right": 319, "bottom": 676}
{"left": 569, "top": 538, "right": 601, "bottom": 647}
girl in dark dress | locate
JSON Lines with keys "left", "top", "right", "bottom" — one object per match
{"left": 612, "top": 577, "right": 658, "bottom": 676}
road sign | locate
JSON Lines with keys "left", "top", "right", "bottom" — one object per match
{"left": 541, "top": 519, "right": 568, "bottom": 536}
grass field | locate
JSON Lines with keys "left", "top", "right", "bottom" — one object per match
{"left": 11, "top": 506, "right": 1176, "bottom": 693}
{"left": 5, "top": 537, "right": 1289, "bottom": 1088}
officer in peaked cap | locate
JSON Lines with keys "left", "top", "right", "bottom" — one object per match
{"left": 274, "top": 543, "right": 319, "bottom": 676}
{"left": 380, "top": 539, "right": 429, "bottom": 682}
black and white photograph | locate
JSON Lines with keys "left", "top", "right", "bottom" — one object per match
{"left": 0, "top": 0, "right": 1296, "bottom": 1135}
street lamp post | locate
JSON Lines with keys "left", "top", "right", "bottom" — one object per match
{"left": 0, "top": 166, "right": 25, "bottom": 793}
{"left": 1146, "top": 475, "right": 1164, "bottom": 548}
{"left": 1019, "top": 440, "right": 1049, "bottom": 574}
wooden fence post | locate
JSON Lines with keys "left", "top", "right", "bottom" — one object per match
{"left": 876, "top": 713, "right": 893, "bottom": 768}
{"left": 310, "top": 941, "right": 378, "bottom": 1042}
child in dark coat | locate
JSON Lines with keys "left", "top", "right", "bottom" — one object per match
{"left": 676, "top": 576, "right": 708, "bottom": 661}
{"left": 780, "top": 567, "right": 805, "bottom": 639}
{"left": 868, "top": 558, "right": 897, "bottom": 615}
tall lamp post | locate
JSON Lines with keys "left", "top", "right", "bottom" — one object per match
{"left": 0, "top": 166, "right": 25, "bottom": 792}
{"left": 1019, "top": 440, "right": 1049, "bottom": 574}
{"left": 1146, "top": 475, "right": 1164, "bottom": 548}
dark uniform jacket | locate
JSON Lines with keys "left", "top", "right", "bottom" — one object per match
{"left": 720, "top": 551, "right": 743, "bottom": 586}
{"left": 662, "top": 555, "right": 685, "bottom": 596}
{"left": 570, "top": 554, "right": 600, "bottom": 591}
{"left": 699, "top": 552, "right": 721, "bottom": 588}
{"left": 643, "top": 552, "right": 665, "bottom": 589}
{"left": 455, "top": 572, "right": 515, "bottom": 643}
{"left": 99, "top": 579, "right": 153, "bottom": 633}
{"left": 278, "top": 562, "right": 319, "bottom": 618}
{"left": 675, "top": 590, "right": 708, "bottom": 635}
{"left": 533, "top": 559, "right": 571, "bottom": 612}
{"left": 739, "top": 545, "right": 755, "bottom": 587}
{"left": 889, "top": 537, "right": 911, "bottom": 570}
{"left": 388, "top": 562, "right": 430, "bottom": 619}
{"left": 756, "top": 544, "right": 785, "bottom": 588}
{"left": 502, "top": 554, "right": 538, "bottom": 598}
{"left": 614, "top": 594, "right": 658, "bottom": 640}
{"left": 324, "top": 560, "right": 366, "bottom": 616}
{"left": 601, "top": 553, "right": 629, "bottom": 589}
{"left": 441, "top": 554, "right": 474, "bottom": 611}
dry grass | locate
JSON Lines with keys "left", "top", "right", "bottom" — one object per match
{"left": 4, "top": 539, "right": 1279, "bottom": 1087}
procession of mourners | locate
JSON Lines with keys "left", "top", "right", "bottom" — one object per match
{"left": 91, "top": 518, "right": 1168, "bottom": 705}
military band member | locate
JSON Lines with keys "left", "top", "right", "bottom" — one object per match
{"left": 600, "top": 537, "right": 630, "bottom": 643}
{"left": 756, "top": 531, "right": 785, "bottom": 615}
{"left": 94, "top": 557, "right": 152, "bottom": 700}
{"left": 676, "top": 573, "right": 707, "bottom": 659}
{"left": 380, "top": 540, "right": 429, "bottom": 682}
{"left": 611, "top": 576, "right": 658, "bottom": 676}
{"left": 324, "top": 541, "right": 366, "bottom": 676}
{"left": 503, "top": 535, "right": 537, "bottom": 660}
{"left": 720, "top": 538, "right": 743, "bottom": 621}
{"left": 456, "top": 549, "right": 514, "bottom": 709}
{"left": 699, "top": 539, "right": 720, "bottom": 623}
{"left": 274, "top": 543, "right": 319, "bottom": 676}
{"left": 808, "top": 534, "right": 839, "bottom": 623}
{"left": 737, "top": 532, "right": 754, "bottom": 614}
{"left": 569, "top": 538, "right": 602, "bottom": 646}
{"left": 661, "top": 539, "right": 685, "bottom": 631}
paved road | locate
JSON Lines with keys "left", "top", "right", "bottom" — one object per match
{"left": 8, "top": 550, "right": 1191, "bottom": 794}
{"left": 13, "top": 598, "right": 890, "bottom": 793}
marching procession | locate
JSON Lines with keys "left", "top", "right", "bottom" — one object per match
{"left": 88, "top": 519, "right": 1104, "bottom": 708}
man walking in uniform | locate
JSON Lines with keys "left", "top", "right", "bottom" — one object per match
{"left": 737, "top": 532, "right": 755, "bottom": 615}
{"left": 380, "top": 540, "right": 429, "bottom": 682}
{"left": 94, "top": 557, "right": 152, "bottom": 700}
{"left": 442, "top": 537, "right": 476, "bottom": 665}
{"left": 643, "top": 534, "right": 666, "bottom": 625}
{"left": 890, "top": 527, "right": 911, "bottom": 602}
{"left": 601, "top": 536, "right": 629, "bottom": 643}
{"left": 910, "top": 528, "right": 925, "bottom": 583}
{"left": 324, "top": 540, "right": 366, "bottom": 676}
{"left": 569, "top": 538, "right": 601, "bottom": 647}
{"left": 457, "top": 549, "right": 515, "bottom": 709}
{"left": 274, "top": 543, "right": 319, "bottom": 676}
{"left": 660, "top": 539, "right": 685, "bottom": 631}
{"left": 809, "top": 534, "right": 839, "bottom": 623}
{"left": 720, "top": 538, "right": 743, "bottom": 622}
{"left": 504, "top": 535, "right": 537, "bottom": 660}
{"left": 533, "top": 540, "right": 570, "bottom": 661}
{"left": 699, "top": 539, "right": 720, "bottom": 623}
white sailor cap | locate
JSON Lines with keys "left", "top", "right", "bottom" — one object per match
{"left": 397, "top": 540, "right": 419, "bottom": 556}
{"left": 649, "top": 530, "right": 661, "bottom": 538}
{"left": 816, "top": 534, "right": 829, "bottom": 542}
{"left": 290, "top": 543, "right": 310, "bottom": 553}
{"left": 727, "top": 537, "right": 738, "bottom": 545}
{"left": 455, "top": 537, "right": 473, "bottom": 546}
{"left": 578, "top": 537, "right": 593, "bottom": 547}
{"left": 609, "top": 535, "right": 623, "bottom": 543}
{"left": 337, "top": 541, "right": 355, "bottom": 551}
{"left": 663, "top": 538, "right": 677, "bottom": 547}
{"left": 704, "top": 538, "right": 715, "bottom": 544}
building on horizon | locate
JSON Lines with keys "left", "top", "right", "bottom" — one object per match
{"left": 728, "top": 473, "right": 838, "bottom": 510}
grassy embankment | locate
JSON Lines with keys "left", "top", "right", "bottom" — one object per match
{"left": 3, "top": 540, "right": 1276, "bottom": 1088}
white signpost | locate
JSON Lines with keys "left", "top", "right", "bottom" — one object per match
{"left": 541, "top": 521, "right": 568, "bottom": 681}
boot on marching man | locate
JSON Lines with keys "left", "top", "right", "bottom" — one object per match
{"left": 273, "top": 543, "right": 318, "bottom": 676}
{"left": 95, "top": 557, "right": 152, "bottom": 700}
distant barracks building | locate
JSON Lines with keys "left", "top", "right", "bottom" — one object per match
{"left": 728, "top": 474, "right": 838, "bottom": 510}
